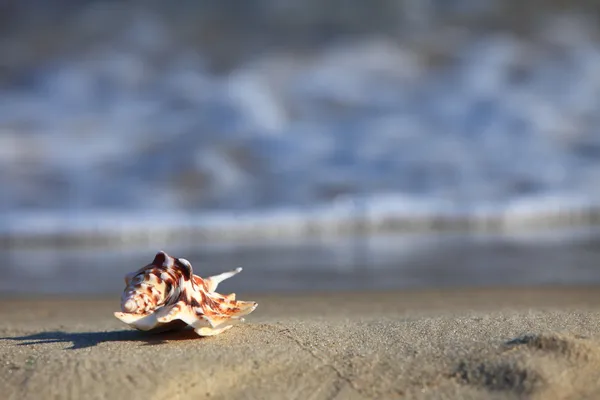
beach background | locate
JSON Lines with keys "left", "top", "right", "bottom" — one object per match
{"left": 3, "top": 1, "right": 600, "bottom": 399}
{"left": 3, "top": 0, "right": 600, "bottom": 295}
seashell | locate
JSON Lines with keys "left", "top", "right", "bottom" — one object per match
{"left": 114, "top": 251, "right": 258, "bottom": 336}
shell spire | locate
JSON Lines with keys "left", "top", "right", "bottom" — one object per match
{"left": 114, "top": 251, "right": 258, "bottom": 336}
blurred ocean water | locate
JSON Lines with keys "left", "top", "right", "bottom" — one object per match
{"left": 4, "top": 2, "right": 600, "bottom": 293}
{"left": 6, "top": 228, "right": 600, "bottom": 295}
{"left": 3, "top": 6, "right": 600, "bottom": 243}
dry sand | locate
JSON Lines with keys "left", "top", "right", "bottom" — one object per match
{"left": 2, "top": 287, "right": 600, "bottom": 400}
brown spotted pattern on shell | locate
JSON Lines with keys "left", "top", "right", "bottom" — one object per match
{"left": 114, "top": 251, "right": 257, "bottom": 336}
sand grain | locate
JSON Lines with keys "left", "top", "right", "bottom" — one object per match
{"left": 1, "top": 288, "right": 600, "bottom": 400}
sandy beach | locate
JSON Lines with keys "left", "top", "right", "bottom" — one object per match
{"left": 2, "top": 287, "right": 600, "bottom": 400}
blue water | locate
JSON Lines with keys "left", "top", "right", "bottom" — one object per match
{"left": 4, "top": 229, "right": 600, "bottom": 295}
{"left": 3, "top": 13, "right": 600, "bottom": 230}
{"left": 4, "top": 8, "right": 600, "bottom": 294}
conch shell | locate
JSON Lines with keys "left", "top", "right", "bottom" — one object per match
{"left": 114, "top": 251, "right": 257, "bottom": 336}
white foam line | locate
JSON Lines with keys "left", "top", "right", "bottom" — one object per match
{"left": 2, "top": 193, "right": 600, "bottom": 248}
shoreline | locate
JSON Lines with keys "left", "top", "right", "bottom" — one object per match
{"left": 3, "top": 283, "right": 600, "bottom": 302}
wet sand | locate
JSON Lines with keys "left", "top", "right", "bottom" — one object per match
{"left": 2, "top": 287, "right": 600, "bottom": 400}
